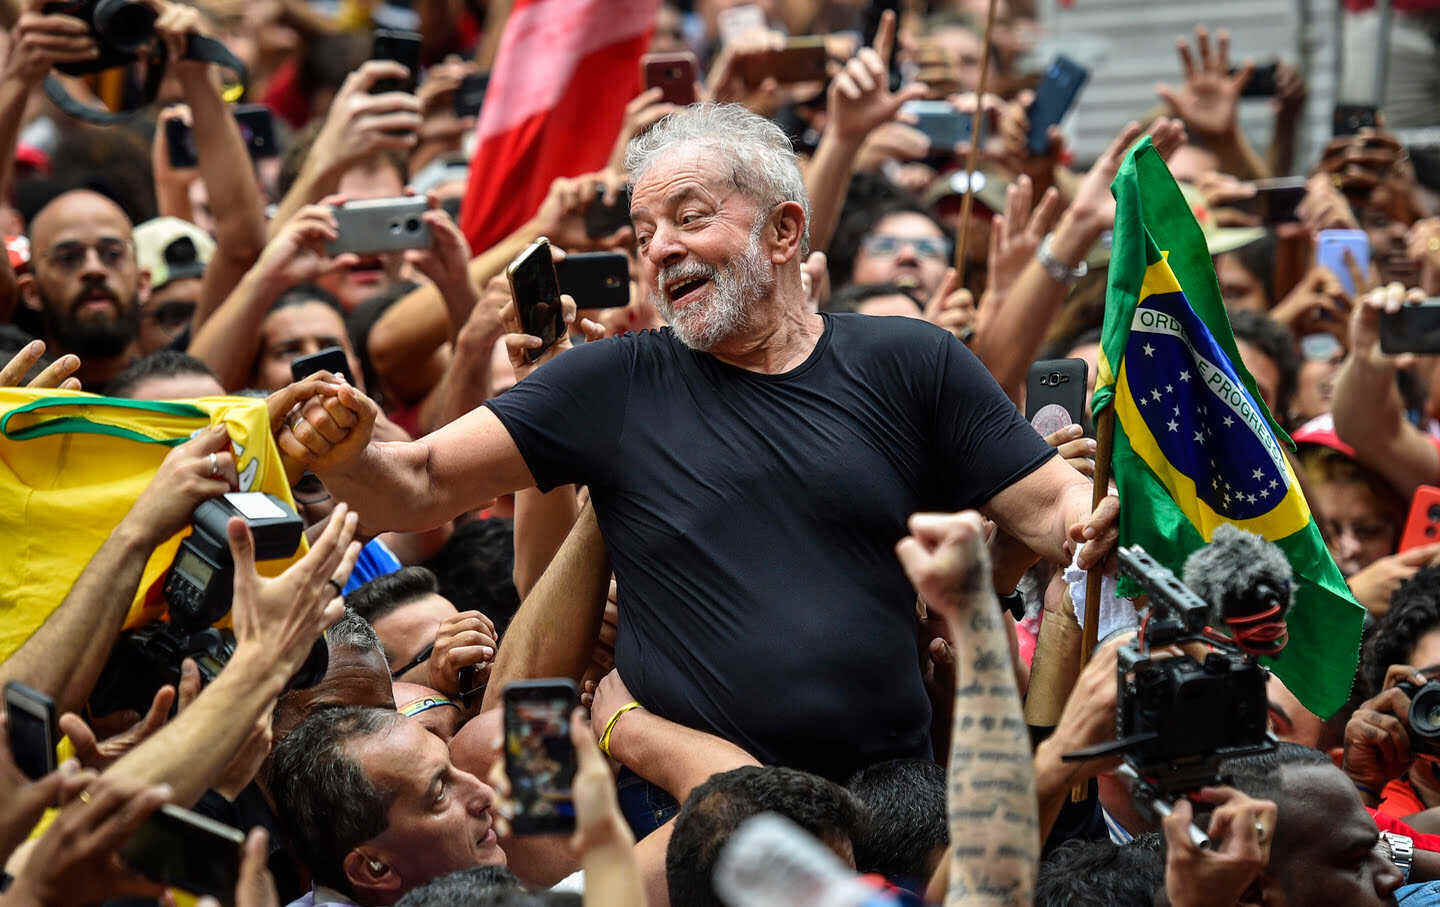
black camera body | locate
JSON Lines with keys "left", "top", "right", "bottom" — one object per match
{"left": 163, "top": 493, "right": 303, "bottom": 631}
{"left": 42, "top": 0, "right": 159, "bottom": 74}
{"left": 1064, "top": 544, "right": 1276, "bottom": 822}
{"left": 1395, "top": 680, "right": 1440, "bottom": 758}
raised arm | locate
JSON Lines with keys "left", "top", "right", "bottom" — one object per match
{"left": 896, "top": 511, "right": 1037, "bottom": 906}
{"left": 1332, "top": 283, "right": 1440, "bottom": 498}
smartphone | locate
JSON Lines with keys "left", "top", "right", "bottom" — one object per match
{"left": 4, "top": 681, "right": 56, "bottom": 780}
{"left": 503, "top": 679, "right": 578, "bottom": 836}
{"left": 740, "top": 37, "right": 828, "bottom": 86}
{"left": 900, "top": 100, "right": 972, "bottom": 159}
{"left": 1315, "top": 229, "right": 1370, "bottom": 297}
{"left": 1400, "top": 486, "right": 1440, "bottom": 553}
{"left": 1252, "top": 175, "right": 1307, "bottom": 224}
{"left": 1235, "top": 61, "right": 1279, "bottom": 98}
{"left": 1027, "top": 56, "right": 1089, "bottom": 155}
{"left": 642, "top": 52, "right": 698, "bottom": 106}
{"left": 165, "top": 117, "right": 199, "bottom": 169}
{"left": 453, "top": 73, "right": 488, "bottom": 118}
{"left": 1334, "top": 103, "right": 1379, "bottom": 137}
{"left": 717, "top": 3, "right": 766, "bottom": 44}
{"left": 290, "top": 346, "right": 351, "bottom": 384}
{"left": 120, "top": 804, "right": 244, "bottom": 903}
{"left": 555, "top": 251, "right": 629, "bottom": 309}
{"left": 327, "top": 196, "right": 432, "bottom": 255}
{"left": 1380, "top": 298, "right": 1440, "bottom": 355}
{"left": 584, "top": 184, "right": 632, "bottom": 239}
{"left": 233, "top": 104, "right": 279, "bottom": 159}
{"left": 372, "top": 28, "right": 421, "bottom": 94}
{"left": 1025, "top": 358, "right": 1090, "bottom": 437}
{"left": 506, "top": 238, "right": 565, "bottom": 363}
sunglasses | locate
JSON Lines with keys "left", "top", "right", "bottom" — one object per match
{"left": 390, "top": 642, "right": 434, "bottom": 680}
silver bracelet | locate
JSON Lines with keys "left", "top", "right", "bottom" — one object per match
{"left": 1036, "top": 233, "right": 1088, "bottom": 287}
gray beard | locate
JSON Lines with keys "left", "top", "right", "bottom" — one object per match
{"left": 653, "top": 225, "right": 773, "bottom": 351}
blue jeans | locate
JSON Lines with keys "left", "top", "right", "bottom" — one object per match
{"left": 616, "top": 765, "right": 680, "bottom": 840}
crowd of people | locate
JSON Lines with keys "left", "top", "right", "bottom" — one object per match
{"left": 2, "top": 0, "right": 1440, "bottom": 904}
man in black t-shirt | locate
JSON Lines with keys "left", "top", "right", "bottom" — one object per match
{"left": 289, "top": 103, "right": 1118, "bottom": 780}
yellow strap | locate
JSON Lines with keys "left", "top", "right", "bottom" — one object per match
{"left": 598, "top": 701, "right": 642, "bottom": 758}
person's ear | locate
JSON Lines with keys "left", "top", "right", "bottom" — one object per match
{"left": 343, "top": 848, "right": 398, "bottom": 895}
{"left": 136, "top": 267, "right": 150, "bottom": 305}
{"left": 17, "top": 273, "right": 41, "bottom": 313}
{"left": 768, "top": 201, "right": 806, "bottom": 266}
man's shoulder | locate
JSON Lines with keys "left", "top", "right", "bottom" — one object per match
{"left": 827, "top": 310, "right": 952, "bottom": 349}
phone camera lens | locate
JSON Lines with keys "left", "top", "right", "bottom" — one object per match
{"left": 405, "top": 217, "right": 421, "bottom": 232}
{"left": 1429, "top": 504, "right": 1440, "bottom": 522}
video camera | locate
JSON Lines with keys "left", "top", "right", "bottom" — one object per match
{"left": 90, "top": 493, "right": 326, "bottom": 717}
{"left": 1063, "top": 537, "right": 1285, "bottom": 846}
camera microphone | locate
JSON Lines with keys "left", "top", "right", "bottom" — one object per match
{"left": 1182, "top": 524, "right": 1294, "bottom": 656}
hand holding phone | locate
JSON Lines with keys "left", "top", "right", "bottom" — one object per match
{"left": 1315, "top": 229, "right": 1370, "bottom": 297}
{"left": 5, "top": 681, "right": 57, "bottom": 780}
{"left": 371, "top": 28, "right": 421, "bottom": 94}
{"left": 1380, "top": 297, "right": 1440, "bottom": 355}
{"left": 1026, "top": 358, "right": 1091, "bottom": 437}
{"left": 1334, "top": 103, "right": 1379, "bottom": 137}
{"left": 739, "top": 37, "right": 828, "bottom": 87}
{"left": 1027, "top": 56, "right": 1089, "bottom": 155}
{"left": 290, "top": 346, "right": 351, "bottom": 384}
{"left": 120, "top": 804, "right": 244, "bottom": 900}
{"left": 326, "top": 197, "right": 433, "bottom": 255}
{"left": 642, "top": 52, "right": 697, "bottom": 106}
{"left": 555, "top": 251, "right": 630, "bottom": 309}
{"left": 504, "top": 680, "right": 578, "bottom": 835}
{"left": 506, "top": 238, "right": 567, "bottom": 363}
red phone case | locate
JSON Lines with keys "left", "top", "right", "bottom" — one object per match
{"left": 1399, "top": 485, "right": 1440, "bottom": 553}
{"left": 642, "top": 54, "right": 697, "bottom": 106}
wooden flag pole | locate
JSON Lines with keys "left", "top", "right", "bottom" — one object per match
{"left": 952, "top": 0, "right": 1001, "bottom": 282}
{"left": 1081, "top": 406, "right": 1117, "bottom": 659}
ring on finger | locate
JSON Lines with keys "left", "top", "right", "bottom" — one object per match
{"left": 327, "top": 578, "right": 344, "bottom": 596}
{"left": 208, "top": 452, "right": 219, "bottom": 477}
{"left": 1255, "top": 819, "right": 1268, "bottom": 844}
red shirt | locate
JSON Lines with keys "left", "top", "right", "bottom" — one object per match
{"left": 1370, "top": 807, "right": 1440, "bottom": 852}
{"left": 1378, "top": 777, "right": 1428, "bottom": 819}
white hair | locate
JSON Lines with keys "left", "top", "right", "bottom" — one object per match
{"left": 625, "top": 102, "right": 812, "bottom": 256}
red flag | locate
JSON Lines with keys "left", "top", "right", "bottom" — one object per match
{"left": 459, "top": 0, "right": 658, "bottom": 253}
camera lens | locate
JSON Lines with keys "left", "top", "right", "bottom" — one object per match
{"left": 92, "top": 0, "right": 157, "bottom": 53}
{"left": 1411, "top": 683, "right": 1440, "bottom": 739}
{"left": 405, "top": 217, "right": 421, "bottom": 232}
{"left": 1429, "top": 503, "right": 1440, "bottom": 522}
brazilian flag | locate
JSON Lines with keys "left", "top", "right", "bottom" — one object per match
{"left": 1093, "top": 139, "right": 1363, "bottom": 718}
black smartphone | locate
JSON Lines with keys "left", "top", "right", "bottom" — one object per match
{"left": 1334, "top": 103, "right": 1379, "bottom": 137}
{"left": 641, "top": 52, "right": 697, "bottom": 106}
{"left": 1233, "top": 61, "right": 1279, "bottom": 98}
{"left": 555, "top": 251, "right": 629, "bottom": 309}
{"left": 1253, "top": 175, "right": 1307, "bottom": 224}
{"left": 584, "top": 184, "right": 632, "bottom": 240}
{"left": 1025, "top": 358, "right": 1090, "bottom": 437}
{"left": 1027, "top": 55, "right": 1089, "bottom": 155}
{"left": 120, "top": 804, "right": 244, "bottom": 903}
{"left": 165, "top": 117, "right": 199, "bottom": 169}
{"left": 372, "top": 28, "right": 422, "bottom": 94}
{"left": 453, "top": 73, "right": 488, "bottom": 118}
{"left": 290, "top": 346, "right": 351, "bottom": 384}
{"left": 506, "top": 238, "right": 565, "bottom": 363}
{"left": 503, "top": 679, "right": 578, "bottom": 836}
{"left": 4, "top": 681, "right": 56, "bottom": 780}
{"left": 234, "top": 104, "right": 280, "bottom": 159}
{"left": 1380, "top": 299, "right": 1440, "bottom": 354}
{"left": 900, "top": 100, "right": 972, "bottom": 160}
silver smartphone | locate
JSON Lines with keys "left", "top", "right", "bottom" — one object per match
{"left": 326, "top": 197, "right": 432, "bottom": 256}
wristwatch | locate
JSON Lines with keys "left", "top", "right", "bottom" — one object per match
{"left": 1036, "top": 233, "right": 1088, "bottom": 287}
{"left": 1380, "top": 831, "right": 1414, "bottom": 882}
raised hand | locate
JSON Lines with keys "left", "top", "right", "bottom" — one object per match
{"left": 1270, "top": 266, "right": 1351, "bottom": 340}
{"left": 531, "top": 171, "right": 633, "bottom": 252}
{"left": 59, "top": 684, "right": 176, "bottom": 772}
{"left": 1343, "top": 665, "right": 1426, "bottom": 797}
{"left": 404, "top": 191, "right": 476, "bottom": 303}
{"left": 923, "top": 269, "right": 976, "bottom": 344}
{"left": 0, "top": 713, "right": 92, "bottom": 866}
{"left": 0, "top": 339, "right": 81, "bottom": 390}
{"left": 895, "top": 511, "right": 993, "bottom": 623}
{"left": 979, "top": 174, "right": 1065, "bottom": 311}
{"left": 274, "top": 377, "right": 380, "bottom": 474}
{"left": 1, "top": 0, "right": 98, "bottom": 86}
{"left": 1155, "top": 26, "right": 1250, "bottom": 140}
{"left": 1068, "top": 118, "right": 1186, "bottom": 236}
{"left": 828, "top": 10, "right": 926, "bottom": 145}
{"left": 307, "top": 61, "right": 423, "bottom": 176}
{"left": 124, "top": 425, "right": 239, "bottom": 545}
{"left": 227, "top": 501, "right": 360, "bottom": 675}
{"left": 254, "top": 198, "right": 361, "bottom": 292}
{"left": 568, "top": 708, "right": 635, "bottom": 859}
{"left": 608, "top": 87, "right": 685, "bottom": 172}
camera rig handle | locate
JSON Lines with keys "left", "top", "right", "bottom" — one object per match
{"left": 1117, "top": 763, "right": 1211, "bottom": 850}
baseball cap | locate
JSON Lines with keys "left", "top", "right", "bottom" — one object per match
{"left": 1291, "top": 412, "right": 1357, "bottom": 459}
{"left": 1178, "top": 183, "right": 1266, "bottom": 256}
{"left": 133, "top": 217, "right": 216, "bottom": 291}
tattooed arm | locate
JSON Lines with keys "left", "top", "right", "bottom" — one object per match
{"left": 897, "top": 511, "right": 1039, "bottom": 906}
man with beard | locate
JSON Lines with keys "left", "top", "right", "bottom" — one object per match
{"left": 282, "top": 103, "right": 1117, "bottom": 782}
{"left": 19, "top": 189, "right": 143, "bottom": 388}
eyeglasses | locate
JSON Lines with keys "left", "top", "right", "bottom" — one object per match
{"left": 42, "top": 238, "right": 133, "bottom": 272}
{"left": 860, "top": 233, "right": 952, "bottom": 261}
{"left": 390, "top": 642, "right": 434, "bottom": 680}
{"left": 145, "top": 300, "right": 196, "bottom": 330}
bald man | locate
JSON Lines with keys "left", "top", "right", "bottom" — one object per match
{"left": 20, "top": 190, "right": 147, "bottom": 388}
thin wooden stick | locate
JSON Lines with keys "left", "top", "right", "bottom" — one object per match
{"left": 1081, "top": 406, "right": 1117, "bottom": 659}
{"left": 952, "top": 0, "right": 1001, "bottom": 280}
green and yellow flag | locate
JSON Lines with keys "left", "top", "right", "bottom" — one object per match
{"left": 1092, "top": 139, "right": 1363, "bottom": 718}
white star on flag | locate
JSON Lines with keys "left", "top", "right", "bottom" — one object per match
{"left": 1252, "top": 468, "right": 1265, "bottom": 480}
{"left": 1223, "top": 416, "right": 1234, "bottom": 427}
{"left": 1151, "top": 389, "right": 1162, "bottom": 402}
{"left": 1260, "top": 488, "right": 1270, "bottom": 498}
{"left": 1166, "top": 384, "right": 1174, "bottom": 393}
{"left": 1180, "top": 371, "right": 1191, "bottom": 382}
{"left": 1167, "top": 419, "right": 1179, "bottom": 432}
{"left": 1194, "top": 431, "right": 1205, "bottom": 442}
{"left": 1247, "top": 494, "right": 1257, "bottom": 504}
{"left": 1143, "top": 343, "right": 1155, "bottom": 357}
{"left": 1268, "top": 479, "right": 1279, "bottom": 489}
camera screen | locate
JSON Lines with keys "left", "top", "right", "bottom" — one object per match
{"left": 175, "top": 549, "right": 214, "bottom": 586}
{"left": 505, "top": 697, "right": 575, "bottom": 822}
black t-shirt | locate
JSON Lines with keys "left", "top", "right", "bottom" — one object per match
{"left": 486, "top": 312, "right": 1053, "bottom": 780}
